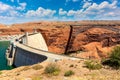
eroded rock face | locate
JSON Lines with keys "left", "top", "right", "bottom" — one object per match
{"left": 0, "top": 21, "right": 120, "bottom": 59}
{"left": 67, "top": 27, "right": 114, "bottom": 50}
{"left": 39, "top": 26, "right": 70, "bottom": 54}
{"left": 67, "top": 27, "right": 120, "bottom": 59}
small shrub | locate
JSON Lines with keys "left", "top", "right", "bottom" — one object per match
{"left": 0, "top": 72, "right": 2, "bottom": 75}
{"left": 44, "top": 63, "right": 60, "bottom": 76}
{"left": 84, "top": 60, "right": 102, "bottom": 70}
{"left": 102, "top": 46, "right": 120, "bottom": 69}
{"left": 69, "top": 64, "right": 74, "bottom": 67}
{"left": 32, "top": 76, "right": 42, "bottom": 80}
{"left": 64, "top": 70, "right": 74, "bottom": 77}
{"left": 21, "top": 66, "right": 30, "bottom": 71}
{"left": 32, "top": 65, "right": 43, "bottom": 70}
{"left": 52, "top": 70, "right": 60, "bottom": 76}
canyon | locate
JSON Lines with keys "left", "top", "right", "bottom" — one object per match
{"left": 0, "top": 21, "right": 120, "bottom": 59}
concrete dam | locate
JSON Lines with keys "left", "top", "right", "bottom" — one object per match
{"left": 6, "top": 32, "right": 79, "bottom": 67}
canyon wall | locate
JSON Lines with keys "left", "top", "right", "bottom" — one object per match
{"left": 1, "top": 21, "right": 120, "bottom": 59}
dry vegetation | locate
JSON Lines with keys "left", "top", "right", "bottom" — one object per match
{"left": 0, "top": 59, "right": 120, "bottom": 80}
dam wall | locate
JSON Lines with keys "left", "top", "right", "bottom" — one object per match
{"left": 6, "top": 43, "right": 48, "bottom": 67}
{"left": 6, "top": 32, "right": 80, "bottom": 67}
{"left": 6, "top": 42, "right": 80, "bottom": 67}
{"left": 13, "top": 46, "right": 47, "bottom": 67}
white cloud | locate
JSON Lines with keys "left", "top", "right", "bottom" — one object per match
{"left": 98, "top": 1, "right": 117, "bottom": 9}
{"left": 0, "top": 2, "right": 57, "bottom": 24}
{"left": 60, "top": 0, "right": 120, "bottom": 20}
{"left": 83, "top": 2, "right": 92, "bottom": 8}
{"left": 0, "top": 16, "right": 13, "bottom": 20}
{"left": 26, "top": 7, "right": 56, "bottom": 18}
{"left": 105, "top": 12, "right": 115, "bottom": 16}
{"left": 0, "top": 2, "right": 20, "bottom": 17}
{"left": 85, "top": 0, "right": 117, "bottom": 15}
{"left": 0, "top": 1, "right": 27, "bottom": 18}
{"left": 16, "top": 2, "right": 27, "bottom": 10}
{"left": 83, "top": 1, "right": 118, "bottom": 19}
{"left": 0, "top": 1, "right": 24, "bottom": 23}
{"left": 0, "top": 2, "right": 12, "bottom": 12}
{"left": 67, "top": 9, "right": 83, "bottom": 16}
{"left": 59, "top": 8, "right": 67, "bottom": 15}
{"left": 0, "top": 0, "right": 119, "bottom": 24}
{"left": 67, "top": 10, "right": 77, "bottom": 16}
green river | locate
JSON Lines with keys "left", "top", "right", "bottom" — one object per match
{"left": 0, "top": 41, "right": 13, "bottom": 70}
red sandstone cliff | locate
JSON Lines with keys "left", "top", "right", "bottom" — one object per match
{"left": 0, "top": 21, "right": 120, "bottom": 59}
{"left": 69, "top": 27, "right": 119, "bottom": 59}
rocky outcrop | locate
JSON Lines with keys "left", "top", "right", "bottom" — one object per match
{"left": 67, "top": 27, "right": 120, "bottom": 59}
{"left": 38, "top": 26, "right": 70, "bottom": 54}
{"left": 69, "top": 27, "right": 117, "bottom": 51}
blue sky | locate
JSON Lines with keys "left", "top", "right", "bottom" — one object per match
{"left": 0, "top": 0, "right": 119, "bottom": 24}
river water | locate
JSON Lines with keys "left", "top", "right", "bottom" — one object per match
{"left": 0, "top": 41, "right": 13, "bottom": 70}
